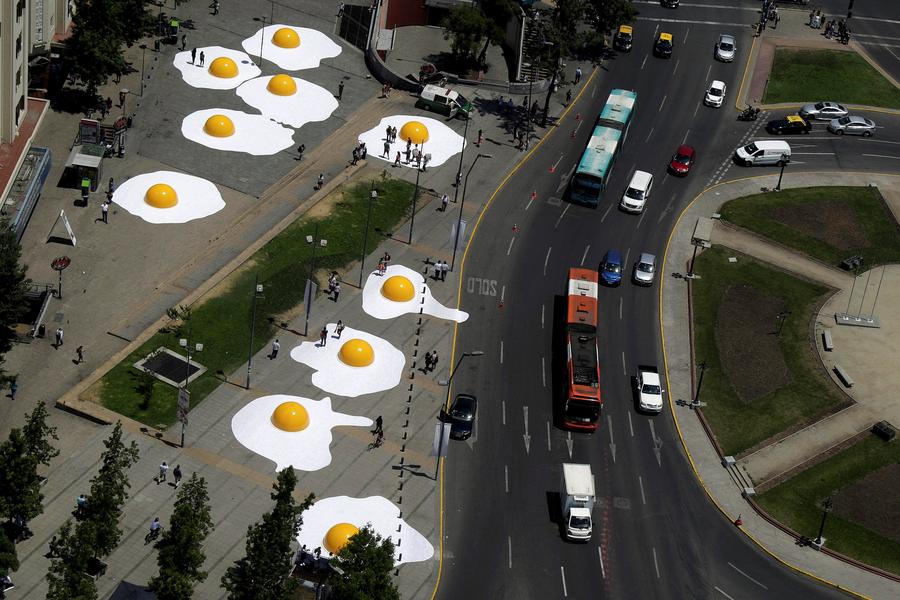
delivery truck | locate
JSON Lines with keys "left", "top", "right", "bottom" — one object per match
{"left": 559, "top": 463, "right": 596, "bottom": 542}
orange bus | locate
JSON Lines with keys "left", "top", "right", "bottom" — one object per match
{"left": 563, "top": 268, "right": 602, "bottom": 431}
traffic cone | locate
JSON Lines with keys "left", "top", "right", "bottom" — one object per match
{"left": 498, "top": 300, "right": 504, "bottom": 309}
{"left": 530, "top": 191, "right": 537, "bottom": 202}
{"left": 549, "top": 164, "right": 555, "bottom": 173}
{"left": 734, "top": 514, "right": 743, "bottom": 527}
{"left": 512, "top": 223, "right": 519, "bottom": 233}
{"left": 575, "top": 113, "right": 581, "bottom": 121}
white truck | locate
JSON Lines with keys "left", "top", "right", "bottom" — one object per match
{"left": 636, "top": 366, "right": 664, "bottom": 413}
{"left": 560, "top": 463, "right": 596, "bottom": 542}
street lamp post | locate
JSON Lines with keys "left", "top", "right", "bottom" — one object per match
{"left": 245, "top": 275, "right": 264, "bottom": 389}
{"left": 814, "top": 497, "right": 833, "bottom": 547}
{"left": 451, "top": 115, "right": 470, "bottom": 205}
{"left": 303, "top": 224, "right": 328, "bottom": 336}
{"left": 435, "top": 351, "right": 484, "bottom": 479}
{"left": 776, "top": 310, "right": 791, "bottom": 336}
{"left": 139, "top": 44, "right": 148, "bottom": 96}
{"left": 692, "top": 360, "right": 707, "bottom": 407}
{"left": 774, "top": 153, "right": 789, "bottom": 191}
{"left": 253, "top": 2, "right": 275, "bottom": 67}
{"left": 178, "top": 332, "right": 203, "bottom": 447}
{"left": 359, "top": 183, "right": 377, "bottom": 287}
{"left": 451, "top": 153, "right": 493, "bottom": 271}
{"left": 407, "top": 165, "right": 422, "bottom": 245}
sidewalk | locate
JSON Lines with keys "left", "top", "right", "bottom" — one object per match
{"left": 661, "top": 171, "right": 900, "bottom": 599}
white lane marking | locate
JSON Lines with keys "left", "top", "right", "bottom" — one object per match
{"left": 704, "top": 64, "right": 711, "bottom": 81}
{"left": 673, "top": 58, "right": 680, "bottom": 76}
{"left": 645, "top": 127, "right": 654, "bottom": 143}
{"left": 581, "top": 244, "right": 590, "bottom": 266}
{"left": 715, "top": 587, "right": 736, "bottom": 600}
{"left": 860, "top": 138, "right": 900, "bottom": 146}
{"left": 633, "top": 1, "right": 758, "bottom": 12}
{"left": 550, "top": 153, "right": 564, "bottom": 173}
{"left": 728, "top": 562, "right": 769, "bottom": 589}
{"left": 682, "top": 128, "right": 690, "bottom": 145}
{"left": 591, "top": 86, "right": 597, "bottom": 98}
{"left": 792, "top": 152, "right": 835, "bottom": 155}
{"left": 500, "top": 285, "right": 506, "bottom": 303}
{"left": 862, "top": 153, "right": 900, "bottom": 160}
{"left": 641, "top": 54, "right": 648, "bottom": 70}
{"left": 627, "top": 411, "right": 634, "bottom": 437}
{"left": 544, "top": 246, "right": 553, "bottom": 275}
{"left": 683, "top": 28, "right": 690, "bottom": 44}
{"left": 619, "top": 297, "right": 623, "bottom": 319}
{"left": 542, "top": 357, "right": 546, "bottom": 387}
{"left": 598, "top": 546, "right": 606, "bottom": 578}
{"left": 846, "top": 15, "right": 900, "bottom": 25}
{"left": 505, "top": 464, "right": 509, "bottom": 492}
{"left": 508, "top": 536, "right": 513, "bottom": 568}
{"left": 554, "top": 203, "right": 571, "bottom": 229}
{"left": 525, "top": 194, "right": 535, "bottom": 211}
{"left": 601, "top": 203, "right": 613, "bottom": 223}
{"left": 652, "top": 547, "right": 660, "bottom": 578}
{"left": 692, "top": 103, "right": 700, "bottom": 119}
{"left": 853, "top": 32, "right": 900, "bottom": 42}
{"left": 541, "top": 304, "right": 545, "bottom": 329}
{"left": 658, "top": 94, "right": 667, "bottom": 112}
{"left": 636, "top": 208, "right": 647, "bottom": 230}
{"left": 547, "top": 421, "right": 551, "bottom": 451}
{"left": 560, "top": 566, "right": 568, "bottom": 597}
{"left": 624, "top": 248, "right": 631, "bottom": 269}
{"left": 638, "top": 475, "right": 646, "bottom": 504}
{"left": 621, "top": 351, "right": 626, "bottom": 375}
{"left": 638, "top": 16, "right": 747, "bottom": 27}
{"left": 500, "top": 341, "right": 504, "bottom": 364}
{"left": 507, "top": 237, "right": 516, "bottom": 255}
{"left": 502, "top": 400, "right": 506, "bottom": 425}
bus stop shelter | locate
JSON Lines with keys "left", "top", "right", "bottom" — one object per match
{"left": 61, "top": 143, "right": 105, "bottom": 191}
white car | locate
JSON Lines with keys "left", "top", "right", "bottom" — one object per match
{"left": 715, "top": 35, "right": 736, "bottom": 62}
{"left": 620, "top": 170, "right": 653, "bottom": 213}
{"left": 636, "top": 367, "right": 664, "bottom": 413}
{"left": 633, "top": 253, "right": 656, "bottom": 286}
{"left": 704, "top": 80, "right": 726, "bottom": 107}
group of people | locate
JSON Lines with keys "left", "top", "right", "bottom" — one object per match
{"left": 351, "top": 142, "right": 368, "bottom": 165}
{"left": 327, "top": 272, "right": 342, "bottom": 302}
{"left": 808, "top": 9, "right": 852, "bottom": 44}
{"left": 384, "top": 131, "right": 431, "bottom": 171}
{"left": 375, "top": 251, "right": 392, "bottom": 276}
{"left": 432, "top": 260, "right": 449, "bottom": 281}
{"left": 380, "top": 82, "right": 393, "bottom": 98}
{"left": 423, "top": 351, "right": 440, "bottom": 373}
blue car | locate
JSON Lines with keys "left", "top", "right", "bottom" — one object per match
{"left": 600, "top": 250, "right": 623, "bottom": 286}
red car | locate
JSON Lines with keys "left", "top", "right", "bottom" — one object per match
{"left": 669, "top": 144, "right": 695, "bottom": 176}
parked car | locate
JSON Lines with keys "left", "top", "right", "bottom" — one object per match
{"left": 614, "top": 25, "right": 633, "bottom": 52}
{"left": 715, "top": 35, "right": 736, "bottom": 62}
{"left": 734, "top": 140, "right": 791, "bottom": 166}
{"left": 654, "top": 32, "right": 673, "bottom": 58}
{"left": 766, "top": 115, "right": 811, "bottom": 135}
{"left": 448, "top": 394, "right": 477, "bottom": 440}
{"left": 668, "top": 144, "right": 695, "bottom": 175}
{"left": 620, "top": 170, "right": 653, "bottom": 213}
{"left": 633, "top": 253, "right": 657, "bottom": 286}
{"left": 799, "top": 101, "right": 848, "bottom": 121}
{"left": 704, "top": 80, "right": 726, "bottom": 107}
{"left": 600, "top": 250, "right": 623, "bottom": 286}
{"left": 828, "top": 115, "right": 876, "bottom": 136}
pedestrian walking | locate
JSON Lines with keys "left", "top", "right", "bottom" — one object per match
{"left": 337, "top": 81, "right": 344, "bottom": 101}
{"left": 199, "top": 51, "right": 205, "bottom": 67}
{"left": 414, "top": 148, "right": 422, "bottom": 169}
{"left": 211, "top": 0, "right": 219, "bottom": 15}
{"left": 297, "top": 144, "right": 305, "bottom": 161}
{"left": 440, "top": 261, "right": 448, "bottom": 281}
{"left": 382, "top": 140, "right": 390, "bottom": 158}
{"left": 377, "top": 260, "right": 386, "bottom": 275}
{"left": 351, "top": 147, "right": 359, "bottom": 165}
{"left": 385, "top": 124, "right": 392, "bottom": 141}
{"left": 191, "top": 47, "right": 197, "bottom": 64}
{"left": 316, "top": 173, "right": 325, "bottom": 190}
{"left": 100, "top": 201, "right": 109, "bottom": 224}
{"left": 337, "top": 2, "right": 345, "bottom": 17}
{"left": 421, "top": 153, "right": 430, "bottom": 172}
{"left": 271, "top": 339, "right": 280, "bottom": 359}
{"left": 319, "top": 326, "right": 328, "bottom": 346}
{"left": 76, "top": 345, "right": 85, "bottom": 364}
{"left": 433, "top": 261, "right": 441, "bottom": 280}
{"left": 431, "top": 351, "right": 439, "bottom": 372}
{"left": 54, "top": 327, "right": 64, "bottom": 348}
{"left": 328, "top": 272, "right": 337, "bottom": 292}
{"left": 566, "top": 89, "right": 572, "bottom": 105}
{"left": 391, "top": 126, "right": 397, "bottom": 142}
{"left": 335, "top": 320, "right": 345, "bottom": 338}
{"left": 106, "top": 97, "right": 113, "bottom": 113}
{"left": 359, "top": 142, "right": 367, "bottom": 160}
{"left": 9, "top": 379, "right": 16, "bottom": 401}
{"left": 145, "top": 518, "right": 162, "bottom": 544}
{"left": 440, "top": 194, "right": 449, "bottom": 212}
{"left": 382, "top": 252, "right": 391, "bottom": 265}
{"left": 574, "top": 66, "right": 582, "bottom": 84}
{"left": 181, "top": 35, "right": 187, "bottom": 51}
{"left": 394, "top": 151, "right": 402, "bottom": 167}
{"left": 372, "top": 415, "right": 383, "bottom": 435}
{"left": 108, "top": 177, "right": 115, "bottom": 194}
{"left": 332, "top": 282, "right": 341, "bottom": 302}
{"left": 424, "top": 351, "right": 433, "bottom": 372}
{"left": 157, "top": 461, "right": 169, "bottom": 484}
{"left": 476, "top": 129, "right": 483, "bottom": 147}
{"left": 76, "top": 494, "right": 87, "bottom": 517}
{"left": 173, "top": 465, "right": 182, "bottom": 488}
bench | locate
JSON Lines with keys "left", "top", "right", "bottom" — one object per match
{"left": 833, "top": 364, "right": 854, "bottom": 388}
{"left": 822, "top": 330, "right": 834, "bottom": 351}
{"left": 840, "top": 255, "right": 863, "bottom": 271}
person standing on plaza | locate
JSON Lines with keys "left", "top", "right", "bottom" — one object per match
{"left": 440, "top": 194, "right": 449, "bottom": 212}
{"left": 394, "top": 151, "right": 402, "bottom": 167}
{"left": 173, "top": 465, "right": 182, "bottom": 488}
{"left": 157, "top": 461, "right": 169, "bottom": 484}
{"left": 297, "top": 144, "right": 305, "bottom": 161}
{"left": 424, "top": 351, "right": 433, "bottom": 372}
{"left": 421, "top": 153, "right": 430, "bottom": 172}
{"left": 574, "top": 66, "right": 582, "bottom": 84}
{"left": 76, "top": 346, "right": 85, "bottom": 364}
{"left": 476, "top": 129, "right": 483, "bottom": 147}
{"left": 332, "top": 282, "right": 341, "bottom": 302}
{"left": 199, "top": 51, "right": 205, "bottom": 67}
{"left": 270, "top": 339, "right": 280, "bottom": 359}
{"left": 440, "top": 261, "right": 448, "bottom": 281}
{"left": 372, "top": 415, "right": 383, "bottom": 436}
{"left": 335, "top": 320, "right": 345, "bottom": 338}
{"left": 9, "top": 379, "right": 16, "bottom": 401}
{"left": 319, "top": 326, "right": 328, "bottom": 346}
{"left": 100, "top": 201, "right": 109, "bottom": 224}
{"left": 181, "top": 35, "right": 187, "bottom": 51}
{"left": 391, "top": 126, "right": 397, "bottom": 142}
{"left": 337, "top": 81, "right": 344, "bottom": 101}
{"left": 351, "top": 147, "right": 359, "bottom": 165}
{"left": 55, "top": 327, "right": 64, "bottom": 348}
{"left": 316, "top": 173, "right": 325, "bottom": 190}
{"left": 431, "top": 352, "right": 439, "bottom": 373}
{"left": 385, "top": 124, "right": 392, "bottom": 141}
{"left": 382, "top": 140, "right": 390, "bottom": 158}
{"left": 191, "top": 47, "right": 197, "bottom": 64}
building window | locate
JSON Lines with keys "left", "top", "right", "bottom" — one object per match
{"left": 16, "top": 68, "right": 22, "bottom": 87}
{"left": 16, "top": 95, "right": 25, "bottom": 124}
{"left": 17, "top": 0, "right": 25, "bottom": 19}
{"left": 16, "top": 35, "right": 22, "bottom": 57}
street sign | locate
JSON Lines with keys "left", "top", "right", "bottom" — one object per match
{"left": 450, "top": 219, "right": 468, "bottom": 246}
{"left": 430, "top": 422, "right": 451, "bottom": 457}
{"left": 177, "top": 387, "right": 190, "bottom": 425}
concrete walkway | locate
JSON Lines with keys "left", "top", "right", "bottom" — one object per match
{"left": 662, "top": 171, "right": 900, "bottom": 598}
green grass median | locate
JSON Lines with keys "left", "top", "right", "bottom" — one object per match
{"left": 719, "top": 186, "right": 900, "bottom": 269}
{"left": 88, "top": 175, "right": 417, "bottom": 427}
{"left": 690, "top": 247, "right": 846, "bottom": 456}
{"left": 757, "top": 435, "right": 900, "bottom": 575}
{"left": 764, "top": 49, "right": 900, "bottom": 109}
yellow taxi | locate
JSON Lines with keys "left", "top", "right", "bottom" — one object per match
{"left": 654, "top": 32, "right": 673, "bottom": 58}
{"left": 614, "top": 25, "right": 633, "bottom": 52}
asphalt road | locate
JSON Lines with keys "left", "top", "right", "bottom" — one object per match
{"left": 435, "top": 1, "right": 890, "bottom": 599}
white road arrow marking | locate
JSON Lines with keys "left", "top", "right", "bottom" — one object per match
{"left": 523, "top": 406, "right": 531, "bottom": 454}
{"left": 608, "top": 415, "right": 616, "bottom": 463}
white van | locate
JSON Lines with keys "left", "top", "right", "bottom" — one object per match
{"left": 734, "top": 140, "right": 791, "bottom": 166}
{"left": 416, "top": 85, "right": 473, "bottom": 119}
{"left": 620, "top": 170, "right": 653, "bottom": 213}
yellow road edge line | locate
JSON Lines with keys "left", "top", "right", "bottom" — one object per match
{"left": 428, "top": 66, "right": 601, "bottom": 600}
{"left": 656, "top": 174, "right": 889, "bottom": 600}
{"left": 735, "top": 33, "right": 760, "bottom": 111}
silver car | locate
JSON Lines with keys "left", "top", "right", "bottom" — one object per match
{"left": 799, "top": 101, "right": 848, "bottom": 121}
{"left": 633, "top": 253, "right": 656, "bottom": 286}
{"left": 828, "top": 115, "right": 875, "bottom": 137}
{"left": 715, "top": 35, "right": 736, "bottom": 62}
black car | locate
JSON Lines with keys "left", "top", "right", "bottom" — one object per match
{"left": 654, "top": 33, "right": 673, "bottom": 58}
{"left": 448, "top": 394, "right": 477, "bottom": 440}
{"left": 766, "top": 115, "right": 811, "bottom": 135}
{"left": 661, "top": 0, "right": 679, "bottom": 7}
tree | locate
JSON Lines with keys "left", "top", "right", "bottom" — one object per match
{"left": 0, "top": 430, "right": 42, "bottom": 527}
{"left": 540, "top": 0, "right": 587, "bottom": 127}
{"left": 80, "top": 422, "right": 140, "bottom": 560}
{"left": 148, "top": 474, "right": 214, "bottom": 600}
{"left": 0, "top": 528, "right": 18, "bottom": 581}
{"left": 585, "top": 0, "right": 637, "bottom": 39}
{"left": 0, "top": 222, "right": 29, "bottom": 378}
{"left": 222, "top": 469, "right": 314, "bottom": 600}
{"left": 442, "top": 6, "right": 487, "bottom": 69}
{"left": 327, "top": 526, "right": 399, "bottom": 600}
{"left": 66, "top": 0, "right": 129, "bottom": 95}
{"left": 46, "top": 520, "right": 97, "bottom": 600}
{"left": 22, "top": 401, "right": 60, "bottom": 467}
{"left": 110, "top": 0, "right": 154, "bottom": 47}
{"left": 476, "top": 0, "right": 516, "bottom": 65}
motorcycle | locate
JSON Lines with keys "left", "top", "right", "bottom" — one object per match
{"left": 738, "top": 107, "right": 761, "bottom": 121}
